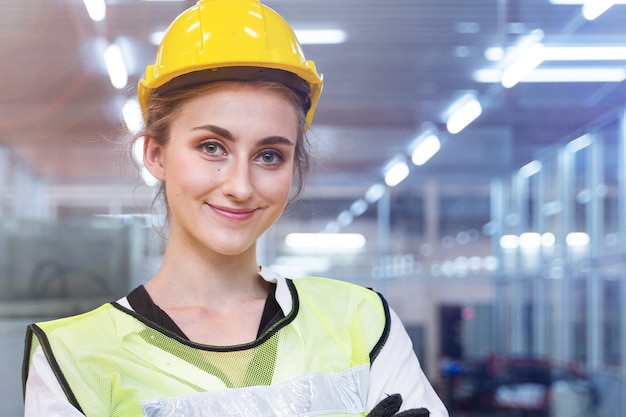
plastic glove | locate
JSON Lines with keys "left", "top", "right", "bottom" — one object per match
{"left": 366, "top": 393, "right": 430, "bottom": 417}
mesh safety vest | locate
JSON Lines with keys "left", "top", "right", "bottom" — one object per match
{"left": 23, "top": 277, "right": 391, "bottom": 417}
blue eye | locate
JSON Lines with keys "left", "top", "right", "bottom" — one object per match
{"left": 256, "top": 150, "right": 284, "bottom": 166}
{"left": 262, "top": 152, "right": 277, "bottom": 163}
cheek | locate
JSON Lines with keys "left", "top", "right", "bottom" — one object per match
{"left": 168, "top": 165, "right": 217, "bottom": 196}
{"left": 259, "top": 170, "right": 293, "bottom": 202}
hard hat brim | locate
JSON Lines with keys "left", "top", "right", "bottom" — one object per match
{"left": 153, "top": 66, "right": 313, "bottom": 115}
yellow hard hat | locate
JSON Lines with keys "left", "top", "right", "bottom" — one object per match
{"left": 138, "top": 0, "right": 323, "bottom": 127}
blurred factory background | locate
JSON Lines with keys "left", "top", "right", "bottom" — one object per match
{"left": 2, "top": 0, "right": 626, "bottom": 415}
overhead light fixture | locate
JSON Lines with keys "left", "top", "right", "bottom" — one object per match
{"left": 519, "top": 232, "right": 542, "bottom": 249}
{"left": 149, "top": 31, "right": 166, "bottom": 46}
{"left": 323, "top": 221, "right": 340, "bottom": 233}
{"left": 549, "top": 68, "right": 626, "bottom": 83}
{"left": 500, "top": 233, "right": 557, "bottom": 249}
{"left": 285, "top": 233, "right": 366, "bottom": 252}
{"left": 542, "top": 233, "right": 556, "bottom": 247}
{"left": 500, "top": 234, "right": 519, "bottom": 249}
{"left": 83, "top": 0, "right": 106, "bottom": 22}
{"left": 104, "top": 43, "right": 128, "bottom": 89}
{"left": 141, "top": 168, "right": 159, "bottom": 187}
{"left": 488, "top": 45, "right": 626, "bottom": 62}
{"left": 485, "top": 46, "right": 505, "bottom": 62}
{"left": 566, "top": 232, "right": 590, "bottom": 247}
{"left": 473, "top": 67, "right": 626, "bottom": 83}
{"left": 550, "top": 0, "right": 625, "bottom": 3}
{"left": 410, "top": 127, "right": 441, "bottom": 166}
{"left": 294, "top": 29, "right": 347, "bottom": 45}
{"left": 544, "top": 46, "right": 626, "bottom": 61}
{"left": 383, "top": 157, "right": 410, "bottom": 187}
{"left": 122, "top": 98, "right": 143, "bottom": 134}
{"left": 566, "top": 133, "right": 593, "bottom": 153}
{"left": 582, "top": 0, "right": 615, "bottom": 20}
{"left": 132, "top": 137, "right": 144, "bottom": 166}
{"left": 519, "top": 160, "right": 542, "bottom": 178}
{"left": 501, "top": 43, "right": 546, "bottom": 88}
{"left": 445, "top": 93, "right": 482, "bottom": 134}
{"left": 336, "top": 210, "right": 354, "bottom": 227}
{"left": 272, "top": 256, "right": 331, "bottom": 274}
{"left": 364, "top": 183, "right": 386, "bottom": 203}
{"left": 132, "top": 138, "right": 159, "bottom": 187}
{"left": 350, "top": 199, "right": 369, "bottom": 216}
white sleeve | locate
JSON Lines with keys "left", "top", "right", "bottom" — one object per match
{"left": 367, "top": 307, "right": 449, "bottom": 417}
{"left": 24, "top": 346, "right": 85, "bottom": 417}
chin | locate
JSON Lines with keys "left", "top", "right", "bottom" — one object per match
{"left": 209, "top": 240, "right": 256, "bottom": 257}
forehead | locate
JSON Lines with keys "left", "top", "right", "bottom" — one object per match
{"left": 171, "top": 83, "right": 301, "bottom": 138}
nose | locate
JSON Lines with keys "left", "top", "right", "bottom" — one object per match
{"left": 221, "top": 159, "right": 254, "bottom": 201}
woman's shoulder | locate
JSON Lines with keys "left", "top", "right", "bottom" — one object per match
{"left": 291, "top": 275, "right": 379, "bottom": 295}
{"left": 29, "top": 301, "right": 137, "bottom": 344}
{"left": 290, "top": 276, "right": 386, "bottom": 315}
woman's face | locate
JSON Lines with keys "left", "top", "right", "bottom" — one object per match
{"left": 144, "top": 84, "right": 299, "bottom": 257}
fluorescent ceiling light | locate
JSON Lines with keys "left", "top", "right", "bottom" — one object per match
{"left": 383, "top": 158, "right": 410, "bottom": 187}
{"left": 336, "top": 210, "right": 354, "bottom": 227}
{"left": 486, "top": 45, "right": 626, "bottom": 62}
{"left": 500, "top": 234, "right": 519, "bottom": 249}
{"left": 294, "top": 29, "right": 347, "bottom": 45}
{"left": 350, "top": 199, "right": 369, "bottom": 216}
{"left": 149, "top": 31, "right": 166, "bottom": 46}
{"left": 542, "top": 201, "right": 563, "bottom": 216}
{"left": 104, "top": 43, "right": 128, "bottom": 89}
{"left": 519, "top": 160, "right": 542, "bottom": 178}
{"left": 485, "top": 46, "right": 505, "bottom": 61}
{"left": 323, "top": 221, "right": 340, "bottom": 233}
{"left": 566, "top": 232, "right": 590, "bottom": 247}
{"left": 132, "top": 138, "right": 159, "bottom": 187}
{"left": 519, "top": 232, "right": 542, "bottom": 249}
{"left": 83, "top": 0, "right": 106, "bottom": 22}
{"left": 364, "top": 183, "right": 386, "bottom": 203}
{"left": 141, "top": 168, "right": 159, "bottom": 187}
{"left": 273, "top": 256, "right": 331, "bottom": 273}
{"left": 566, "top": 133, "right": 593, "bottom": 153}
{"left": 132, "top": 137, "right": 144, "bottom": 165}
{"left": 500, "top": 233, "right": 557, "bottom": 249}
{"left": 473, "top": 67, "right": 626, "bottom": 83}
{"left": 445, "top": 93, "right": 482, "bottom": 134}
{"left": 285, "top": 233, "right": 366, "bottom": 251}
{"left": 122, "top": 98, "right": 143, "bottom": 134}
{"left": 410, "top": 130, "right": 441, "bottom": 166}
{"left": 544, "top": 46, "right": 626, "bottom": 61}
{"left": 542, "top": 233, "right": 556, "bottom": 247}
{"left": 550, "top": 0, "right": 626, "bottom": 3}
{"left": 502, "top": 43, "right": 546, "bottom": 88}
{"left": 582, "top": 0, "right": 615, "bottom": 20}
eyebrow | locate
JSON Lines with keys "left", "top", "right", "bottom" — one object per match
{"left": 191, "top": 124, "right": 295, "bottom": 147}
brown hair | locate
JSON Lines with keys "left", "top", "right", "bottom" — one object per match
{"left": 129, "top": 80, "right": 312, "bottom": 218}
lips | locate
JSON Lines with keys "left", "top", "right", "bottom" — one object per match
{"left": 208, "top": 204, "right": 256, "bottom": 221}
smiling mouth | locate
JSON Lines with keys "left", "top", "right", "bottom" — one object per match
{"left": 207, "top": 204, "right": 256, "bottom": 221}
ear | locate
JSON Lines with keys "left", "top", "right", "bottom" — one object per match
{"left": 142, "top": 136, "right": 166, "bottom": 181}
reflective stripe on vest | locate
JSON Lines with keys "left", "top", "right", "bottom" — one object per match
{"left": 25, "top": 277, "right": 389, "bottom": 417}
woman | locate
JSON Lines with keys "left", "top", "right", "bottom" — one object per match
{"left": 22, "top": 1, "right": 449, "bottom": 416}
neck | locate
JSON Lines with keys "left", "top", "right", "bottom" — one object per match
{"left": 145, "top": 239, "right": 266, "bottom": 309}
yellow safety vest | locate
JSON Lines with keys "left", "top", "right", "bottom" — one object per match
{"left": 23, "top": 277, "right": 390, "bottom": 417}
